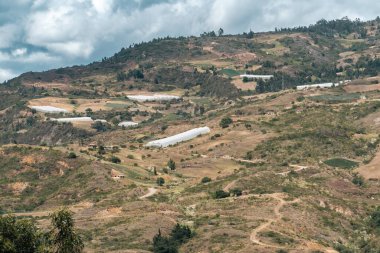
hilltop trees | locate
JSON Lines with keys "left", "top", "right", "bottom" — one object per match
{"left": 152, "top": 224, "right": 192, "bottom": 253}
{"left": 0, "top": 209, "right": 83, "bottom": 253}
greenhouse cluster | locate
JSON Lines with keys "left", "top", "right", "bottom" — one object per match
{"left": 30, "top": 106, "right": 69, "bottom": 113}
{"left": 118, "top": 121, "right": 138, "bottom": 127}
{"left": 127, "top": 94, "right": 180, "bottom": 102}
{"left": 146, "top": 126, "right": 211, "bottom": 148}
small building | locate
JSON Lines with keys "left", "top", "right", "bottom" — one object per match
{"left": 111, "top": 169, "right": 125, "bottom": 180}
{"left": 240, "top": 74, "right": 274, "bottom": 80}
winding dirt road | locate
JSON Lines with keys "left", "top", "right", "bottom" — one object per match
{"left": 249, "top": 193, "right": 300, "bottom": 248}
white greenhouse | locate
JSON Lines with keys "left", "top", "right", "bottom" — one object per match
{"left": 50, "top": 117, "right": 93, "bottom": 123}
{"left": 297, "top": 82, "right": 336, "bottom": 90}
{"left": 30, "top": 106, "right": 69, "bottom": 113}
{"left": 118, "top": 121, "right": 138, "bottom": 127}
{"left": 127, "top": 94, "right": 180, "bottom": 102}
{"left": 146, "top": 126, "right": 211, "bottom": 148}
{"left": 240, "top": 74, "right": 273, "bottom": 80}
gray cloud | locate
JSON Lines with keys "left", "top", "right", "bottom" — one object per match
{"left": 0, "top": 0, "right": 379, "bottom": 82}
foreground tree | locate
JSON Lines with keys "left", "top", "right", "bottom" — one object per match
{"left": 0, "top": 215, "right": 46, "bottom": 253}
{"left": 49, "top": 209, "right": 84, "bottom": 253}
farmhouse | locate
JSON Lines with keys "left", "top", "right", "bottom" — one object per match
{"left": 146, "top": 126, "right": 211, "bottom": 148}
{"left": 111, "top": 169, "right": 125, "bottom": 180}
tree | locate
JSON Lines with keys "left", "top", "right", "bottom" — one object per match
{"left": 50, "top": 209, "right": 84, "bottom": 253}
{"left": 218, "top": 28, "right": 224, "bottom": 36}
{"left": 157, "top": 177, "right": 165, "bottom": 186}
{"left": 201, "top": 177, "right": 211, "bottom": 183}
{"left": 116, "top": 72, "right": 127, "bottom": 81}
{"left": 167, "top": 159, "right": 176, "bottom": 170}
{"left": 91, "top": 121, "right": 110, "bottom": 132}
{"left": 152, "top": 230, "right": 178, "bottom": 253}
{"left": 229, "top": 188, "right": 242, "bottom": 197}
{"left": 219, "top": 117, "right": 233, "bottom": 128}
{"left": 110, "top": 156, "right": 121, "bottom": 164}
{"left": 170, "top": 224, "right": 192, "bottom": 244}
{"left": 214, "top": 190, "right": 230, "bottom": 199}
{"left": 0, "top": 215, "right": 46, "bottom": 253}
{"left": 67, "top": 152, "right": 77, "bottom": 159}
{"left": 369, "top": 206, "right": 380, "bottom": 233}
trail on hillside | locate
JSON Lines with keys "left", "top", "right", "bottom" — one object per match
{"left": 249, "top": 193, "right": 299, "bottom": 248}
{"left": 139, "top": 187, "right": 158, "bottom": 199}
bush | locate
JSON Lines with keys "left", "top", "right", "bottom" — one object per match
{"left": 167, "top": 159, "right": 176, "bottom": 170}
{"left": 201, "top": 177, "right": 212, "bottom": 183}
{"left": 68, "top": 152, "right": 77, "bottom": 159}
{"left": 219, "top": 117, "right": 233, "bottom": 128}
{"left": 369, "top": 206, "right": 380, "bottom": 233}
{"left": 352, "top": 173, "right": 365, "bottom": 187}
{"left": 229, "top": 188, "right": 243, "bottom": 197}
{"left": 157, "top": 177, "right": 165, "bottom": 186}
{"left": 152, "top": 224, "right": 192, "bottom": 253}
{"left": 214, "top": 190, "right": 230, "bottom": 199}
{"left": 110, "top": 156, "right": 121, "bottom": 164}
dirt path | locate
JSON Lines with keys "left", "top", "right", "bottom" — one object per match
{"left": 249, "top": 193, "right": 299, "bottom": 248}
{"left": 275, "top": 164, "right": 308, "bottom": 176}
{"left": 223, "top": 180, "right": 237, "bottom": 192}
{"left": 139, "top": 188, "right": 158, "bottom": 199}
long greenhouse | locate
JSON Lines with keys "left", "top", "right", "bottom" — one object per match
{"left": 30, "top": 106, "right": 69, "bottom": 113}
{"left": 127, "top": 94, "right": 180, "bottom": 102}
{"left": 146, "top": 127, "right": 211, "bottom": 148}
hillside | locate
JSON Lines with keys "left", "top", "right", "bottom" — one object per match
{"left": 1, "top": 17, "right": 380, "bottom": 253}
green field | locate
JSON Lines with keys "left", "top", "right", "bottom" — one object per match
{"left": 219, "top": 68, "right": 241, "bottom": 77}
{"left": 324, "top": 158, "right": 359, "bottom": 169}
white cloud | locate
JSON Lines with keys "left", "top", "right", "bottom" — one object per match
{"left": 0, "top": 68, "right": 17, "bottom": 82}
{"left": 0, "top": 24, "right": 20, "bottom": 48}
{"left": 11, "top": 48, "right": 28, "bottom": 57}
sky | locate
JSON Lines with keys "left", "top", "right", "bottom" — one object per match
{"left": 0, "top": 0, "right": 380, "bottom": 82}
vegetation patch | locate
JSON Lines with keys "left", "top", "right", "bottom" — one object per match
{"left": 324, "top": 158, "right": 359, "bottom": 169}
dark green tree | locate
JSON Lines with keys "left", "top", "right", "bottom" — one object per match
{"left": 50, "top": 209, "right": 84, "bottom": 253}
{"left": 157, "top": 177, "right": 165, "bottom": 186}
{"left": 219, "top": 117, "right": 233, "bottom": 128}
{"left": 167, "top": 159, "right": 176, "bottom": 170}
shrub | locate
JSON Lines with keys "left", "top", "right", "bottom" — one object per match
{"left": 352, "top": 173, "right": 365, "bottom": 187}
{"left": 127, "top": 154, "right": 135, "bottom": 159}
{"left": 167, "top": 159, "right": 176, "bottom": 170}
{"left": 201, "top": 177, "right": 212, "bottom": 183}
{"left": 230, "top": 188, "right": 243, "bottom": 197}
{"left": 110, "top": 156, "right": 121, "bottom": 164}
{"left": 219, "top": 117, "right": 233, "bottom": 128}
{"left": 157, "top": 177, "right": 165, "bottom": 186}
{"left": 214, "top": 190, "right": 230, "bottom": 199}
{"left": 68, "top": 152, "right": 77, "bottom": 159}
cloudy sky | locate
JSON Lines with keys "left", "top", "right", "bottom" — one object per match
{"left": 0, "top": 0, "right": 379, "bottom": 82}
